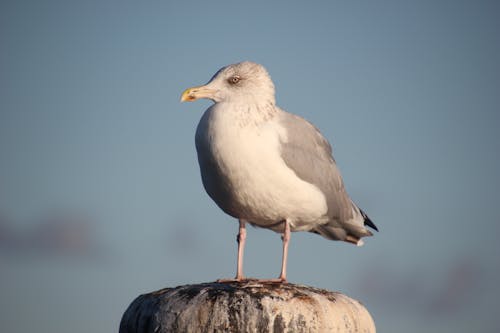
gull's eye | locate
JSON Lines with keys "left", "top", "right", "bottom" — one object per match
{"left": 228, "top": 75, "right": 241, "bottom": 85}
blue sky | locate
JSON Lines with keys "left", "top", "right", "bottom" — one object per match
{"left": 1, "top": 1, "right": 499, "bottom": 332}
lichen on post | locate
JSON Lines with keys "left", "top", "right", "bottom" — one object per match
{"left": 120, "top": 280, "right": 376, "bottom": 333}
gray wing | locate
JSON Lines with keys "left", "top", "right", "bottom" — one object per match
{"left": 278, "top": 111, "right": 373, "bottom": 241}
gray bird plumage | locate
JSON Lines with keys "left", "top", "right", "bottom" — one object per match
{"left": 277, "top": 111, "right": 374, "bottom": 242}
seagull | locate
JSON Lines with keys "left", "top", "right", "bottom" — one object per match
{"left": 181, "top": 61, "right": 378, "bottom": 282}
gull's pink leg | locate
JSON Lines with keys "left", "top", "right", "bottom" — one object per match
{"left": 257, "top": 219, "right": 291, "bottom": 283}
{"left": 277, "top": 220, "right": 290, "bottom": 282}
{"left": 235, "top": 219, "right": 246, "bottom": 280}
{"left": 217, "top": 219, "right": 246, "bottom": 283}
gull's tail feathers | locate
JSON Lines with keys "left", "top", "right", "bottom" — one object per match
{"left": 311, "top": 208, "right": 378, "bottom": 246}
{"left": 312, "top": 224, "right": 372, "bottom": 246}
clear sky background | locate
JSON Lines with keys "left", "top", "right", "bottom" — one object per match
{"left": 1, "top": 1, "right": 499, "bottom": 332}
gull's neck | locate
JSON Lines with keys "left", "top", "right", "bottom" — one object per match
{"left": 215, "top": 99, "right": 280, "bottom": 126}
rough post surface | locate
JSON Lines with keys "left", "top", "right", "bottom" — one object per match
{"left": 120, "top": 280, "right": 376, "bottom": 333}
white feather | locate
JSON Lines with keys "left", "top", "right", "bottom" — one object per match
{"left": 198, "top": 102, "right": 328, "bottom": 232}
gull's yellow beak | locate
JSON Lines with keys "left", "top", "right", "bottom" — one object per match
{"left": 180, "top": 85, "right": 218, "bottom": 102}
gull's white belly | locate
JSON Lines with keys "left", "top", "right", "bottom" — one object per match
{"left": 197, "top": 106, "right": 328, "bottom": 231}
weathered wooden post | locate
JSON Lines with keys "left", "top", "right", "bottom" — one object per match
{"left": 120, "top": 280, "right": 376, "bottom": 332}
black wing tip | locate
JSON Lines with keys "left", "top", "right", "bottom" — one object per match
{"left": 360, "top": 209, "right": 379, "bottom": 232}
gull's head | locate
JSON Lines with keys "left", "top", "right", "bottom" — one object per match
{"left": 181, "top": 61, "right": 276, "bottom": 106}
